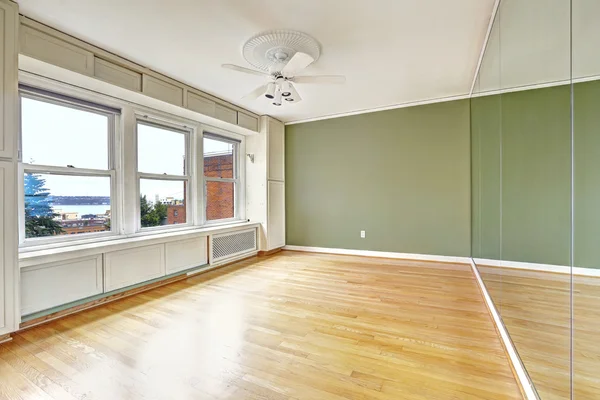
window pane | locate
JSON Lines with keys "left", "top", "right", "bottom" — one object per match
{"left": 206, "top": 181, "right": 234, "bottom": 221}
{"left": 139, "top": 179, "right": 186, "bottom": 227}
{"left": 24, "top": 173, "right": 111, "bottom": 238}
{"left": 138, "top": 123, "right": 186, "bottom": 175}
{"left": 21, "top": 97, "right": 109, "bottom": 170}
{"left": 204, "top": 137, "right": 234, "bottom": 179}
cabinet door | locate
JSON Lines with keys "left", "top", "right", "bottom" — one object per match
{"left": 267, "top": 119, "right": 285, "bottom": 181}
{"left": 187, "top": 91, "right": 216, "bottom": 117}
{"left": 142, "top": 74, "right": 184, "bottom": 106}
{"left": 21, "top": 255, "right": 103, "bottom": 315}
{"left": 0, "top": 161, "right": 16, "bottom": 333}
{"left": 0, "top": 0, "right": 17, "bottom": 159}
{"left": 20, "top": 25, "right": 94, "bottom": 76}
{"left": 94, "top": 58, "right": 142, "bottom": 92}
{"left": 104, "top": 244, "right": 165, "bottom": 292}
{"left": 267, "top": 180, "right": 285, "bottom": 250}
{"left": 165, "top": 236, "right": 208, "bottom": 274}
{"left": 215, "top": 104, "right": 237, "bottom": 124}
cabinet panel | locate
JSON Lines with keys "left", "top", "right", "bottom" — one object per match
{"left": 268, "top": 119, "right": 285, "bottom": 181}
{"left": 215, "top": 104, "right": 237, "bottom": 124}
{"left": 21, "top": 255, "right": 103, "bottom": 316}
{"left": 20, "top": 25, "right": 94, "bottom": 76}
{"left": 104, "top": 244, "right": 165, "bottom": 292}
{"left": 267, "top": 181, "right": 285, "bottom": 250}
{"left": 142, "top": 74, "right": 184, "bottom": 106}
{"left": 165, "top": 236, "right": 208, "bottom": 274}
{"left": 187, "top": 91, "right": 216, "bottom": 117}
{"left": 94, "top": 58, "right": 142, "bottom": 92}
{"left": 238, "top": 112, "right": 259, "bottom": 132}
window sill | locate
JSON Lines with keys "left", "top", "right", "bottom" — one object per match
{"left": 19, "top": 221, "right": 260, "bottom": 268}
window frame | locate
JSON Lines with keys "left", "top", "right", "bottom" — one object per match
{"left": 135, "top": 116, "right": 193, "bottom": 232}
{"left": 18, "top": 88, "right": 120, "bottom": 247}
{"left": 202, "top": 130, "right": 242, "bottom": 225}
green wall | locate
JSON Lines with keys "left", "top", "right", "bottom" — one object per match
{"left": 574, "top": 80, "right": 600, "bottom": 269}
{"left": 286, "top": 81, "right": 600, "bottom": 268}
{"left": 471, "top": 86, "right": 572, "bottom": 266}
{"left": 285, "top": 100, "right": 472, "bottom": 257}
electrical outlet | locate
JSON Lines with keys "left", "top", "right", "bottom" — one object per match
{"left": 360, "top": 230, "right": 366, "bottom": 238}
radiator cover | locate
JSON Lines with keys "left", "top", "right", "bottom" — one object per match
{"left": 210, "top": 228, "right": 257, "bottom": 264}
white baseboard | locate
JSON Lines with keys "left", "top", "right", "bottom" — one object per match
{"left": 474, "top": 257, "right": 600, "bottom": 277}
{"left": 283, "top": 245, "right": 471, "bottom": 264}
{"left": 469, "top": 259, "right": 538, "bottom": 399}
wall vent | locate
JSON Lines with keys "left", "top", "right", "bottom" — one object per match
{"left": 211, "top": 228, "right": 257, "bottom": 264}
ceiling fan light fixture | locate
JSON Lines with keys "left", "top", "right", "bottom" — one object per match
{"left": 273, "top": 88, "right": 283, "bottom": 106}
{"left": 281, "top": 80, "right": 292, "bottom": 97}
{"left": 264, "top": 82, "right": 276, "bottom": 99}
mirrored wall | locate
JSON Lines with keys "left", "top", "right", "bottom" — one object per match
{"left": 472, "top": 0, "right": 600, "bottom": 398}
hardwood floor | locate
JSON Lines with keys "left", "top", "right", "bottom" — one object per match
{"left": 479, "top": 265, "right": 600, "bottom": 400}
{"left": 0, "top": 251, "right": 521, "bottom": 400}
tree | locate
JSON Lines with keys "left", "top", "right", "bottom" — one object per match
{"left": 24, "top": 173, "right": 64, "bottom": 237}
{"left": 140, "top": 195, "right": 168, "bottom": 227}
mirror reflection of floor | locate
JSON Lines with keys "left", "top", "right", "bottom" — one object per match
{"left": 478, "top": 265, "right": 600, "bottom": 399}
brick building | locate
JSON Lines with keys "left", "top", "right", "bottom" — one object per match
{"left": 165, "top": 152, "right": 234, "bottom": 224}
{"left": 204, "top": 153, "right": 234, "bottom": 220}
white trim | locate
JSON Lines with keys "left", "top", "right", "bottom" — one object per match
{"left": 283, "top": 245, "right": 471, "bottom": 264}
{"left": 209, "top": 251, "right": 258, "bottom": 267}
{"left": 474, "top": 257, "right": 600, "bottom": 277}
{"left": 284, "top": 94, "right": 471, "bottom": 125}
{"left": 469, "top": 0, "right": 501, "bottom": 96}
{"left": 469, "top": 259, "right": 539, "bottom": 400}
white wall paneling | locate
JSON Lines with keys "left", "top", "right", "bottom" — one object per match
{"left": 267, "top": 118, "right": 285, "bottom": 181}
{"left": 215, "top": 103, "right": 237, "bottom": 125}
{"left": 246, "top": 116, "right": 285, "bottom": 251}
{"left": 18, "top": 16, "right": 259, "bottom": 132}
{"left": 94, "top": 58, "right": 142, "bottom": 92}
{"left": 142, "top": 74, "right": 184, "bottom": 107}
{"left": 0, "top": 0, "right": 19, "bottom": 336}
{"left": 165, "top": 236, "right": 208, "bottom": 274}
{"left": 267, "top": 181, "right": 285, "bottom": 249}
{"left": 187, "top": 90, "right": 216, "bottom": 117}
{"left": 20, "top": 255, "right": 103, "bottom": 315}
{"left": 104, "top": 244, "right": 165, "bottom": 292}
{"left": 19, "top": 24, "right": 94, "bottom": 76}
{"left": 238, "top": 112, "right": 259, "bottom": 132}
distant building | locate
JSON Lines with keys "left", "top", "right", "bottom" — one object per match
{"left": 61, "top": 218, "right": 109, "bottom": 235}
{"left": 204, "top": 153, "right": 234, "bottom": 220}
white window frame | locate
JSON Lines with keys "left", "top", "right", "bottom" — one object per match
{"left": 201, "top": 128, "right": 244, "bottom": 225}
{"left": 18, "top": 87, "right": 120, "bottom": 247}
{"left": 135, "top": 115, "right": 193, "bottom": 232}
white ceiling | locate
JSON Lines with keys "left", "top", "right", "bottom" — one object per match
{"left": 16, "top": 0, "right": 495, "bottom": 123}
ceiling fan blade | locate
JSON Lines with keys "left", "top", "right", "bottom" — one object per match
{"left": 242, "top": 83, "right": 268, "bottom": 100}
{"left": 222, "top": 64, "right": 269, "bottom": 77}
{"left": 281, "top": 52, "right": 315, "bottom": 76}
{"left": 292, "top": 75, "right": 346, "bottom": 84}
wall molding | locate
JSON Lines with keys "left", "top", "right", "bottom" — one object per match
{"left": 469, "top": 259, "right": 539, "bottom": 399}
{"left": 283, "top": 245, "right": 471, "bottom": 264}
{"left": 474, "top": 257, "right": 600, "bottom": 277}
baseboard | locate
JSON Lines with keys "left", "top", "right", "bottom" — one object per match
{"left": 283, "top": 245, "right": 471, "bottom": 264}
{"left": 0, "top": 333, "right": 12, "bottom": 344}
{"left": 258, "top": 247, "right": 283, "bottom": 257}
{"left": 469, "top": 259, "right": 539, "bottom": 400}
{"left": 474, "top": 257, "right": 600, "bottom": 277}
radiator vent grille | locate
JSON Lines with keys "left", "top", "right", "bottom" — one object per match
{"left": 211, "top": 229, "right": 257, "bottom": 263}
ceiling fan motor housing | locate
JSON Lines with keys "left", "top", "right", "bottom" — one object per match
{"left": 243, "top": 30, "right": 321, "bottom": 74}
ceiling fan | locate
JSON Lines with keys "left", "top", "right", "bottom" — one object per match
{"left": 222, "top": 30, "right": 346, "bottom": 106}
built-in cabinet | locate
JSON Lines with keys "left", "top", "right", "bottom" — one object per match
{"left": 17, "top": 16, "right": 260, "bottom": 133}
{"left": 246, "top": 117, "right": 286, "bottom": 251}
{"left": 0, "top": 0, "right": 18, "bottom": 337}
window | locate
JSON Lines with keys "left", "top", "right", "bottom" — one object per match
{"left": 19, "top": 87, "right": 118, "bottom": 241}
{"left": 203, "top": 133, "right": 240, "bottom": 222}
{"left": 137, "top": 120, "right": 190, "bottom": 229}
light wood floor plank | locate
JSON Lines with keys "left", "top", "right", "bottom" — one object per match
{"left": 0, "top": 251, "right": 520, "bottom": 399}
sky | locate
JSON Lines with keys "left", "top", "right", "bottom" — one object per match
{"left": 22, "top": 97, "right": 234, "bottom": 204}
